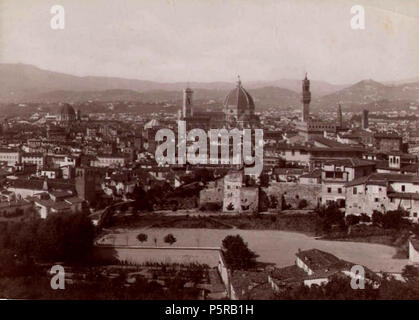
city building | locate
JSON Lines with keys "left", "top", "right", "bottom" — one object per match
{"left": 321, "top": 158, "right": 376, "bottom": 206}
{"left": 59, "top": 103, "right": 77, "bottom": 123}
{"left": 179, "top": 77, "right": 260, "bottom": 130}
{"left": 0, "top": 148, "right": 21, "bottom": 166}
{"left": 345, "top": 173, "right": 419, "bottom": 222}
{"left": 199, "top": 170, "right": 259, "bottom": 214}
{"left": 296, "top": 74, "right": 347, "bottom": 141}
{"left": 268, "top": 249, "right": 378, "bottom": 292}
{"left": 21, "top": 153, "right": 45, "bottom": 169}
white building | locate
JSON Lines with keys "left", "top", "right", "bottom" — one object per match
{"left": 91, "top": 154, "right": 127, "bottom": 168}
{"left": 345, "top": 173, "right": 419, "bottom": 222}
{"left": 21, "top": 153, "right": 44, "bottom": 169}
{"left": 409, "top": 238, "right": 419, "bottom": 264}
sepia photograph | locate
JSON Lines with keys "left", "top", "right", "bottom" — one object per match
{"left": 0, "top": 0, "right": 419, "bottom": 307}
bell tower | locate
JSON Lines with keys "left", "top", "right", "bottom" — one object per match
{"left": 337, "top": 104, "right": 343, "bottom": 128}
{"left": 302, "top": 73, "right": 311, "bottom": 122}
{"left": 182, "top": 87, "right": 193, "bottom": 118}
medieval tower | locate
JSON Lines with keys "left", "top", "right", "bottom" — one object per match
{"left": 182, "top": 87, "right": 194, "bottom": 118}
{"left": 302, "top": 73, "right": 311, "bottom": 122}
{"left": 337, "top": 104, "right": 343, "bottom": 128}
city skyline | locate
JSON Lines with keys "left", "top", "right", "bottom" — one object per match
{"left": 1, "top": 0, "right": 419, "bottom": 303}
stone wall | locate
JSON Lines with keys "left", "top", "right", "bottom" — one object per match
{"left": 239, "top": 187, "right": 259, "bottom": 213}
{"left": 267, "top": 182, "right": 321, "bottom": 209}
{"left": 199, "top": 188, "right": 223, "bottom": 207}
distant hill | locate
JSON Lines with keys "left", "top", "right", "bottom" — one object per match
{"left": 0, "top": 63, "right": 329, "bottom": 104}
{"left": 0, "top": 64, "right": 301, "bottom": 108}
{"left": 248, "top": 79, "right": 347, "bottom": 96}
{"left": 0, "top": 63, "right": 162, "bottom": 101}
{"left": 248, "top": 87, "right": 301, "bottom": 109}
{"left": 1, "top": 64, "right": 418, "bottom": 112}
{"left": 315, "top": 79, "right": 419, "bottom": 110}
{"left": 15, "top": 86, "right": 301, "bottom": 111}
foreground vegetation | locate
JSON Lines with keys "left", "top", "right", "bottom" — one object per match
{"left": 0, "top": 263, "right": 206, "bottom": 300}
{"left": 277, "top": 266, "right": 419, "bottom": 300}
{"left": 0, "top": 212, "right": 210, "bottom": 299}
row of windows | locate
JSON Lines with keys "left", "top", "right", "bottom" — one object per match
{"left": 351, "top": 192, "right": 399, "bottom": 204}
{"left": 352, "top": 186, "right": 402, "bottom": 194}
{"left": 389, "top": 157, "right": 400, "bottom": 164}
{"left": 99, "top": 158, "right": 125, "bottom": 163}
{"left": 309, "top": 125, "right": 335, "bottom": 129}
{"left": 327, "top": 187, "right": 342, "bottom": 194}
{"left": 23, "top": 160, "right": 43, "bottom": 164}
{"left": 226, "top": 185, "right": 240, "bottom": 190}
{"left": 325, "top": 171, "right": 344, "bottom": 179}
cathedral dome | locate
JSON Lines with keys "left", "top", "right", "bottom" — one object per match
{"left": 60, "top": 103, "right": 76, "bottom": 122}
{"left": 223, "top": 77, "right": 255, "bottom": 118}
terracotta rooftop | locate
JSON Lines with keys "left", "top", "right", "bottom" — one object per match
{"left": 323, "top": 158, "right": 376, "bottom": 168}
{"left": 230, "top": 270, "right": 274, "bottom": 300}
{"left": 300, "top": 169, "right": 322, "bottom": 179}
{"left": 345, "top": 173, "right": 419, "bottom": 188}
{"left": 401, "top": 163, "right": 419, "bottom": 173}
{"left": 296, "top": 249, "right": 342, "bottom": 272}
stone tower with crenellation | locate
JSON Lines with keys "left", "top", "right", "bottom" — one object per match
{"left": 302, "top": 73, "right": 311, "bottom": 122}
{"left": 182, "top": 87, "right": 194, "bottom": 119}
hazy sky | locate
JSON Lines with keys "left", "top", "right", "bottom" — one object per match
{"left": 0, "top": 0, "right": 418, "bottom": 83}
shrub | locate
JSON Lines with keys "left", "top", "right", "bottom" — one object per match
{"left": 137, "top": 233, "right": 148, "bottom": 243}
{"left": 258, "top": 190, "right": 269, "bottom": 212}
{"left": 382, "top": 210, "right": 404, "bottom": 230}
{"left": 372, "top": 211, "right": 383, "bottom": 226}
{"left": 164, "top": 234, "right": 177, "bottom": 245}
{"left": 359, "top": 213, "right": 371, "bottom": 223}
{"left": 402, "top": 265, "right": 419, "bottom": 282}
{"left": 317, "top": 202, "right": 345, "bottom": 232}
{"left": 200, "top": 203, "right": 222, "bottom": 212}
{"left": 269, "top": 195, "right": 278, "bottom": 209}
{"left": 346, "top": 214, "right": 360, "bottom": 226}
{"left": 298, "top": 199, "right": 308, "bottom": 209}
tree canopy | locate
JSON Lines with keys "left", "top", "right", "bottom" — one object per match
{"left": 0, "top": 212, "right": 95, "bottom": 265}
{"left": 221, "top": 235, "right": 258, "bottom": 270}
{"left": 164, "top": 234, "right": 177, "bottom": 246}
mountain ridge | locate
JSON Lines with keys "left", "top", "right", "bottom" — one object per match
{"left": 1, "top": 64, "right": 418, "bottom": 110}
{"left": 0, "top": 63, "right": 342, "bottom": 102}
